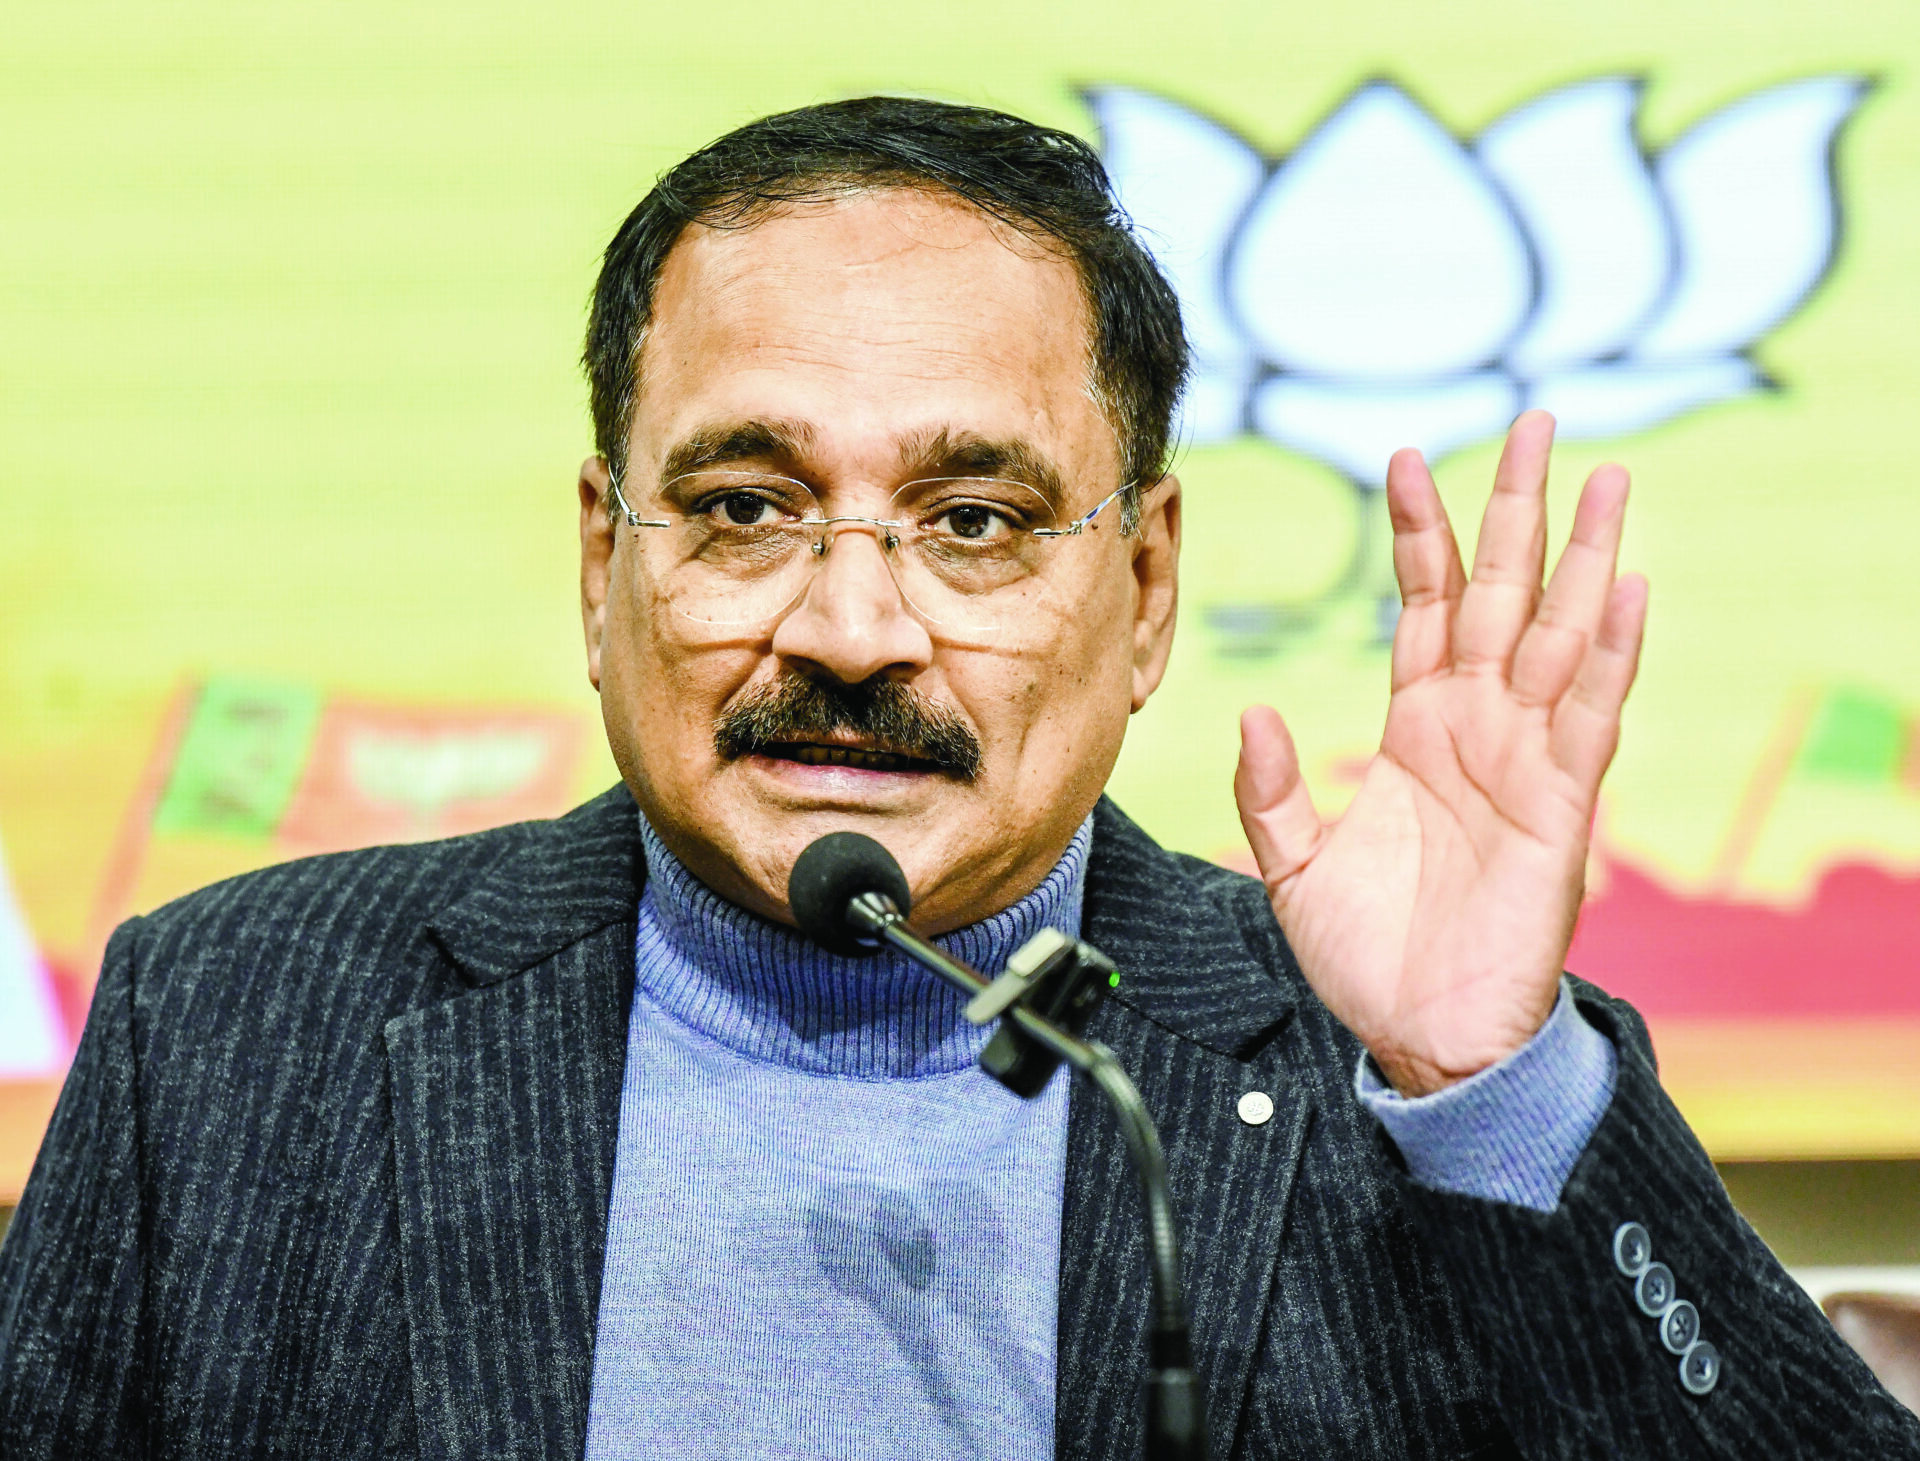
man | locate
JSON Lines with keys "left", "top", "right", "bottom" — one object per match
{"left": 1, "top": 97, "right": 1913, "bottom": 1460}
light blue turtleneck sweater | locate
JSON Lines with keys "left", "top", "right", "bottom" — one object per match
{"left": 583, "top": 816, "right": 1614, "bottom": 1459}
{"left": 583, "top": 817, "right": 1093, "bottom": 1461}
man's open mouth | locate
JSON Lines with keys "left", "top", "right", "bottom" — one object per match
{"left": 756, "top": 741, "right": 936, "bottom": 773}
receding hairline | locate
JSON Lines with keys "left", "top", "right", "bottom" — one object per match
{"left": 656, "top": 171, "right": 1093, "bottom": 256}
{"left": 615, "top": 180, "right": 1118, "bottom": 490}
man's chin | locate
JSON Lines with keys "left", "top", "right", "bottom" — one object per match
{"left": 665, "top": 762, "right": 982, "bottom": 927}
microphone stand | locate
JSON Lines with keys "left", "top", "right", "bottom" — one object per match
{"left": 844, "top": 891, "right": 1208, "bottom": 1461}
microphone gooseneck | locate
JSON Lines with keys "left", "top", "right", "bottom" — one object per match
{"left": 784, "top": 832, "right": 1208, "bottom": 1461}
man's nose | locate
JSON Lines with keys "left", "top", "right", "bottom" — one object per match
{"left": 770, "top": 526, "right": 934, "bottom": 683}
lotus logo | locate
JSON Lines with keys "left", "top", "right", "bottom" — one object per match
{"left": 1089, "top": 76, "right": 1867, "bottom": 649}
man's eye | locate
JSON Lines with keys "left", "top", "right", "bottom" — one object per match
{"left": 937, "top": 504, "right": 1009, "bottom": 541}
{"left": 717, "top": 493, "right": 777, "bottom": 527}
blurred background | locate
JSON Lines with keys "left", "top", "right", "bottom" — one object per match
{"left": 2, "top": 0, "right": 1915, "bottom": 1340}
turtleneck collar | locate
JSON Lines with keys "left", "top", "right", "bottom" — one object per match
{"left": 632, "top": 815, "right": 1093, "bottom": 1079}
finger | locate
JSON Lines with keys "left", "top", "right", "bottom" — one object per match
{"left": 1452, "top": 409, "right": 1555, "bottom": 674}
{"left": 1510, "top": 463, "right": 1630, "bottom": 709}
{"left": 1387, "top": 447, "right": 1467, "bottom": 690}
{"left": 1235, "top": 705, "right": 1326, "bottom": 895}
{"left": 1549, "top": 573, "right": 1650, "bottom": 790}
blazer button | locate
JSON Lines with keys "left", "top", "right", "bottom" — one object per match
{"left": 1635, "top": 1262, "right": 1676, "bottom": 1316}
{"left": 1660, "top": 1298, "right": 1700, "bottom": 1354}
{"left": 1237, "top": 1091, "right": 1274, "bottom": 1126}
{"left": 1680, "top": 1339, "right": 1721, "bottom": 1395}
{"left": 1612, "top": 1221, "right": 1652, "bottom": 1277}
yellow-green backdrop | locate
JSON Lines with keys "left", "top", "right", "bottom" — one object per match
{"left": 5, "top": 0, "right": 1920, "bottom": 1193}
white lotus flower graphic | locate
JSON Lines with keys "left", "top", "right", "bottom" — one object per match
{"left": 1089, "top": 76, "right": 1867, "bottom": 647}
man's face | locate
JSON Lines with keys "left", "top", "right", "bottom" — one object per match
{"left": 579, "top": 189, "right": 1180, "bottom": 934}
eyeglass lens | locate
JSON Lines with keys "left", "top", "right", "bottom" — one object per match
{"left": 624, "top": 470, "right": 1115, "bottom": 634}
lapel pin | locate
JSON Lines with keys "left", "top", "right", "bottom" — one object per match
{"left": 1237, "top": 1090, "right": 1275, "bottom": 1127}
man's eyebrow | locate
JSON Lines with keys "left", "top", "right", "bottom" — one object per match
{"left": 656, "top": 419, "right": 816, "bottom": 484}
{"left": 900, "top": 429, "right": 1070, "bottom": 507}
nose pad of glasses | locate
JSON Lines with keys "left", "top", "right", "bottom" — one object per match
{"left": 802, "top": 522, "right": 912, "bottom": 615}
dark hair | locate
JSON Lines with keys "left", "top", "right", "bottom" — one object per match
{"left": 583, "top": 96, "right": 1189, "bottom": 528}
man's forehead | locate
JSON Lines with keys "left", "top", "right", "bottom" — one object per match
{"left": 631, "top": 188, "right": 1115, "bottom": 482}
{"left": 641, "top": 191, "right": 1090, "bottom": 365}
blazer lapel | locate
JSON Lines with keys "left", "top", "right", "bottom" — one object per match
{"left": 1057, "top": 799, "right": 1316, "bottom": 1461}
{"left": 385, "top": 789, "right": 645, "bottom": 1461}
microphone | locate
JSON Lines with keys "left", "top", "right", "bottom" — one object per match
{"left": 786, "top": 832, "right": 1209, "bottom": 1461}
{"left": 789, "top": 831, "right": 911, "bottom": 957}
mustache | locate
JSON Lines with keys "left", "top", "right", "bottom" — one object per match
{"left": 714, "top": 675, "right": 983, "bottom": 780}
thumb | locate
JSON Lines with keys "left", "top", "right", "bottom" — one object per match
{"left": 1235, "top": 705, "right": 1326, "bottom": 897}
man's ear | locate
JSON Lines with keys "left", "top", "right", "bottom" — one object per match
{"left": 579, "top": 455, "right": 615, "bottom": 691}
{"left": 1130, "top": 475, "right": 1181, "bottom": 712}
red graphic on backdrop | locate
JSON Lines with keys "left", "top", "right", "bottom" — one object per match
{"left": 1568, "top": 857, "right": 1920, "bottom": 1019}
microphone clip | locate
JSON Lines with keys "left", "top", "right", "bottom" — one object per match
{"left": 964, "top": 928, "right": 1118, "bottom": 1099}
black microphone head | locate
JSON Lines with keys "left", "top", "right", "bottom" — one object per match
{"left": 788, "top": 831, "right": 912, "bottom": 957}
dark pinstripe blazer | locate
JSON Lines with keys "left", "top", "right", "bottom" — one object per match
{"left": 2, "top": 786, "right": 1914, "bottom": 1459}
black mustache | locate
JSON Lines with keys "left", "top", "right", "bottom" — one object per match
{"left": 714, "top": 676, "right": 983, "bottom": 780}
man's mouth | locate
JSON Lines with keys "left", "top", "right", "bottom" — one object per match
{"left": 756, "top": 741, "right": 936, "bottom": 773}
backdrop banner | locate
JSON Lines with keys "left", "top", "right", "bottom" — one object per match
{"left": 4, "top": 2, "right": 1919, "bottom": 1193}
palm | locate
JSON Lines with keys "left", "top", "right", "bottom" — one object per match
{"left": 1235, "top": 412, "right": 1647, "bottom": 1095}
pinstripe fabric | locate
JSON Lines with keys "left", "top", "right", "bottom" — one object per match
{"left": 386, "top": 922, "right": 633, "bottom": 1459}
{"left": 1067, "top": 802, "right": 1515, "bottom": 1460}
{"left": 1072, "top": 801, "right": 1918, "bottom": 1459}
{"left": 1, "top": 785, "right": 1913, "bottom": 1459}
{"left": 1398, "top": 994, "right": 1920, "bottom": 1458}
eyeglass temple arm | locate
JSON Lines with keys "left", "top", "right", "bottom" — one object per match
{"left": 1032, "top": 482, "right": 1135, "bottom": 538}
{"left": 609, "top": 479, "right": 669, "bottom": 529}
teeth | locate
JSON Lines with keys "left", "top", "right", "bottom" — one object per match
{"left": 787, "top": 744, "right": 912, "bottom": 771}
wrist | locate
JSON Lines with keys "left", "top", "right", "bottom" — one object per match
{"left": 1369, "top": 1046, "right": 1492, "bottom": 1099}
{"left": 1354, "top": 980, "right": 1618, "bottom": 1211}
{"left": 1363, "top": 990, "right": 1561, "bottom": 1098}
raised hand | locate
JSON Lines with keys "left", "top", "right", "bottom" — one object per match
{"left": 1234, "top": 410, "right": 1648, "bottom": 1096}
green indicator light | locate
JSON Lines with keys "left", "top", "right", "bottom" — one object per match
{"left": 1108, "top": 971, "right": 1121, "bottom": 988}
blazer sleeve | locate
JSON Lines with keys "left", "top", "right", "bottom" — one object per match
{"left": 1391, "top": 983, "right": 1920, "bottom": 1460}
{"left": 0, "top": 918, "right": 150, "bottom": 1458}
